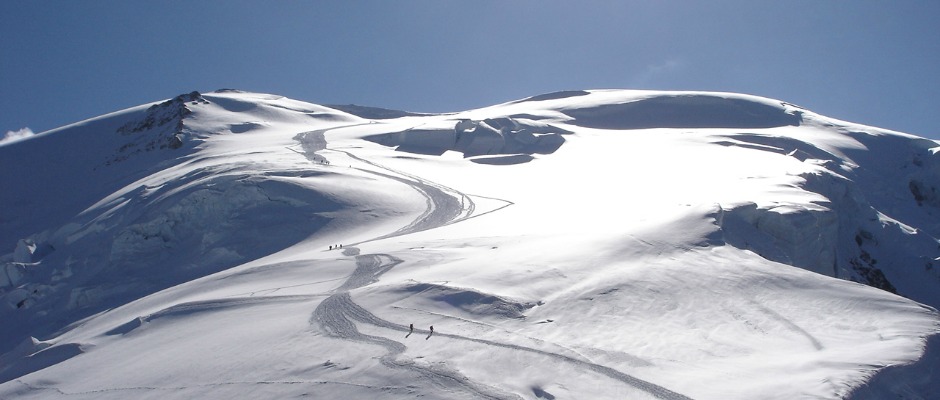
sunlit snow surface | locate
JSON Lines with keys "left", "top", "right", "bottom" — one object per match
{"left": 1, "top": 90, "right": 939, "bottom": 399}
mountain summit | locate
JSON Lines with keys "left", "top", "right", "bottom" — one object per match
{"left": 1, "top": 89, "right": 938, "bottom": 399}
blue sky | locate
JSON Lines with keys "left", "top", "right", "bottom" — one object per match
{"left": 2, "top": 1, "right": 939, "bottom": 139}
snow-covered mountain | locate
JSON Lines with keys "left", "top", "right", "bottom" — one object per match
{"left": 1, "top": 89, "right": 938, "bottom": 399}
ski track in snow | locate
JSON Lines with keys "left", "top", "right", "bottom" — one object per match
{"left": 313, "top": 252, "right": 693, "bottom": 400}
{"left": 4, "top": 91, "right": 940, "bottom": 400}
{"left": 300, "top": 123, "right": 515, "bottom": 242}
{"left": 299, "top": 125, "right": 522, "bottom": 399}
{"left": 334, "top": 148, "right": 475, "bottom": 241}
{"left": 747, "top": 300, "right": 824, "bottom": 351}
{"left": 314, "top": 256, "right": 516, "bottom": 400}
{"left": 297, "top": 124, "right": 694, "bottom": 400}
{"left": 297, "top": 125, "right": 483, "bottom": 242}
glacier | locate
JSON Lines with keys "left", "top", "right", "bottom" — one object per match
{"left": 0, "top": 89, "right": 938, "bottom": 399}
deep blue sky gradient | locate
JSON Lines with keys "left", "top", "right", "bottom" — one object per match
{"left": 2, "top": 1, "right": 939, "bottom": 138}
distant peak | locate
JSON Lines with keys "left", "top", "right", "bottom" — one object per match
{"left": 174, "top": 90, "right": 204, "bottom": 103}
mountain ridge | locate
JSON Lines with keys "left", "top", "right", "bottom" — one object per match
{"left": 1, "top": 88, "right": 938, "bottom": 399}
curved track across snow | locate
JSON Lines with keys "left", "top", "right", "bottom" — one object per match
{"left": 303, "top": 125, "right": 692, "bottom": 400}
{"left": 313, "top": 252, "right": 692, "bottom": 400}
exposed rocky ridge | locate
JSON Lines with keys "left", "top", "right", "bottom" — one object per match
{"left": 106, "top": 91, "right": 204, "bottom": 166}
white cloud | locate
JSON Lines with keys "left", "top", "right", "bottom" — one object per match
{"left": 0, "top": 127, "right": 36, "bottom": 146}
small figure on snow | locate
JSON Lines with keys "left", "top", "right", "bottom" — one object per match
{"left": 329, "top": 245, "right": 333, "bottom": 250}
{"left": 409, "top": 323, "right": 414, "bottom": 333}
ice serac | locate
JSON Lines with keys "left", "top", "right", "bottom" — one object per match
{"left": 0, "top": 93, "right": 203, "bottom": 253}
{"left": 709, "top": 124, "right": 940, "bottom": 308}
{"left": 0, "top": 90, "right": 359, "bottom": 354}
{"left": 717, "top": 201, "right": 839, "bottom": 277}
{"left": 0, "top": 88, "right": 938, "bottom": 400}
{"left": 364, "top": 116, "right": 571, "bottom": 161}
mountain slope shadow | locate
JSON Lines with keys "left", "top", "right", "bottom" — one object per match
{"left": 563, "top": 94, "right": 802, "bottom": 129}
{"left": 0, "top": 341, "right": 83, "bottom": 384}
{"left": 0, "top": 175, "right": 341, "bottom": 358}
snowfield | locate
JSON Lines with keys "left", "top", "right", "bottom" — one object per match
{"left": 1, "top": 89, "right": 938, "bottom": 399}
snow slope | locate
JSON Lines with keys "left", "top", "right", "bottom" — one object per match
{"left": 1, "top": 89, "right": 938, "bottom": 399}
